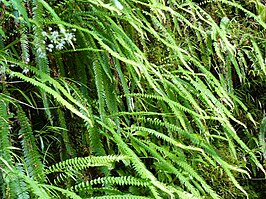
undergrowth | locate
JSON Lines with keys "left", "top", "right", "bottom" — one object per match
{"left": 0, "top": 0, "right": 265, "bottom": 198}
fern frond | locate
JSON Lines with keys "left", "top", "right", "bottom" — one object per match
{"left": 0, "top": 96, "right": 16, "bottom": 198}
{"left": 148, "top": 141, "right": 220, "bottom": 198}
{"left": 88, "top": 195, "right": 153, "bottom": 199}
{"left": 129, "top": 126, "right": 208, "bottom": 155}
{"left": 131, "top": 137, "right": 201, "bottom": 198}
{"left": 259, "top": 117, "right": 266, "bottom": 159}
{"left": 73, "top": 176, "right": 150, "bottom": 192}
{"left": 66, "top": 82, "right": 106, "bottom": 160}
{"left": 3, "top": 66, "right": 93, "bottom": 127}
{"left": 41, "top": 184, "right": 82, "bottom": 199}
{"left": 74, "top": 187, "right": 122, "bottom": 195}
{"left": 9, "top": 0, "right": 30, "bottom": 26}
{"left": 17, "top": 105, "right": 45, "bottom": 182}
{"left": 0, "top": 96, "right": 12, "bottom": 163}
{"left": 128, "top": 124, "right": 252, "bottom": 194}
{"left": 20, "top": 25, "right": 30, "bottom": 64}
{"left": 127, "top": 93, "right": 224, "bottom": 122}
{"left": 17, "top": 170, "right": 51, "bottom": 198}
{"left": 0, "top": 159, "right": 50, "bottom": 199}
{"left": 45, "top": 155, "right": 127, "bottom": 175}
{"left": 14, "top": 163, "right": 30, "bottom": 199}
{"left": 97, "top": 120, "right": 175, "bottom": 198}
{"left": 32, "top": 0, "right": 65, "bottom": 125}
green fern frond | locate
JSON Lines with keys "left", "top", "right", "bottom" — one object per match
{"left": 129, "top": 125, "right": 207, "bottom": 155}
{"left": 41, "top": 184, "right": 82, "bottom": 199}
{"left": 259, "top": 117, "right": 266, "bottom": 159}
{"left": 17, "top": 170, "right": 51, "bottom": 198}
{"left": 148, "top": 141, "right": 220, "bottom": 198}
{"left": 128, "top": 124, "right": 251, "bottom": 195}
{"left": 77, "top": 187, "right": 122, "bottom": 195}
{"left": 127, "top": 93, "right": 224, "bottom": 121}
{"left": 88, "top": 195, "right": 153, "bottom": 199}
{"left": 73, "top": 176, "right": 150, "bottom": 192}
{"left": 2, "top": 65, "right": 93, "bottom": 127}
{"left": 45, "top": 155, "right": 127, "bottom": 185}
{"left": 20, "top": 25, "right": 30, "bottom": 64}
{"left": 17, "top": 105, "right": 45, "bottom": 182}
{"left": 57, "top": 107, "right": 76, "bottom": 159}
{"left": 0, "top": 96, "right": 16, "bottom": 199}
{"left": 32, "top": 0, "right": 53, "bottom": 125}
{"left": 131, "top": 137, "right": 202, "bottom": 198}
{"left": 45, "top": 155, "right": 127, "bottom": 175}
{"left": 0, "top": 96, "right": 12, "bottom": 163}
{"left": 136, "top": 117, "right": 210, "bottom": 149}
{"left": 9, "top": 0, "right": 30, "bottom": 26}
{"left": 97, "top": 120, "right": 175, "bottom": 198}
{"left": 14, "top": 163, "right": 30, "bottom": 199}
{"left": 0, "top": 159, "right": 50, "bottom": 199}
{"left": 88, "top": 176, "right": 150, "bottom": 187}
{"left": 66, "top": 82, "right": 106, "bottom": 159}
{"left": 250, "top": 38, "right": 266, "bottom": 75}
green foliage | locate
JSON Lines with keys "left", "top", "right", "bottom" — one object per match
{"left": 0, "top": 0, "right": 265, "bottom": 198}
{"left": 260, "top": 117, "right": 266, "bottom": 160}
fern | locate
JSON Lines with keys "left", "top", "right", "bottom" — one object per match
{"left": 131, "top": 137, "right": 202, "bottom": 198}
{"left": 0, "top": 158, "right": 50, "bottom": 199}
{"left": 97, "top": 120, "right": 175, "bottom": 198}
{"left": 88, "top": 195, "right": 153, "bottom": 199}
{"left": 1, "top": 1, "right": 265, "bottom": 198}
{"left": 259, "top": 117, "right": 266, "bottom": 159}
{"left": 45, "top": 155, "right": 127, "bottom": 175}
{"left": 17, "top": 105, "right": 45, "bottom": 182}
{"left": 13, "top": 163, "right": 30, "bottom": 199}
{"left": 2, "top": 65, "right": 94, "bottom": 127}
{"left": 41, "top": 184, "right": 82, "bottom": 199}
{"left": 73, "top": 176, "right": 150, "bottom": 193}
{"left": 0, "top": 96, "right": 16, "bottom": 198}
{"left": 127, "top": 123, "right": 251, "bottom": 196}
{"left": 66, "top": 82, "right": 107, "bottom": 161}
{"left": 57, "top": 106, "right": 76, "bottom": 159}
{"left": 32, "top": 0, "right": 53, "bottom": 124}
{"left": 0, "top": 96, "right": 12, "bottom": 165}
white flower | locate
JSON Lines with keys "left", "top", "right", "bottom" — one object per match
{"left": 60, "top": 38, "right": 66, "bottom": 44}
{"left": 50, "top": 31, "right": 59, "bottom": 43}
{"left": 48, "top": 27, "right": 52, "bottom": 31}
{"left": 65, "top": 32, "right": 74, "bottom": 41}
{"left": 56, "top": 43, "right": 64, "bottom": 50}
{"left": 48, "top": 44, "right": 54, "bottom": 49}
{"left": 41, "top": 28, "right": 77, "bottom": 50}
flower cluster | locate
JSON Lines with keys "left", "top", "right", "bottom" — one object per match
{"left": 42, "top": 28, "right": 76, "bottom": 52}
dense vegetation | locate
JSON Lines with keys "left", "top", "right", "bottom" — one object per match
{"left": 0, "top": 0, "right": 265, "bottom": 198}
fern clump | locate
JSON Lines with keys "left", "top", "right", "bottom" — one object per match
{"left": 0, "top": 0, "right": 265, "bottom": 198}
